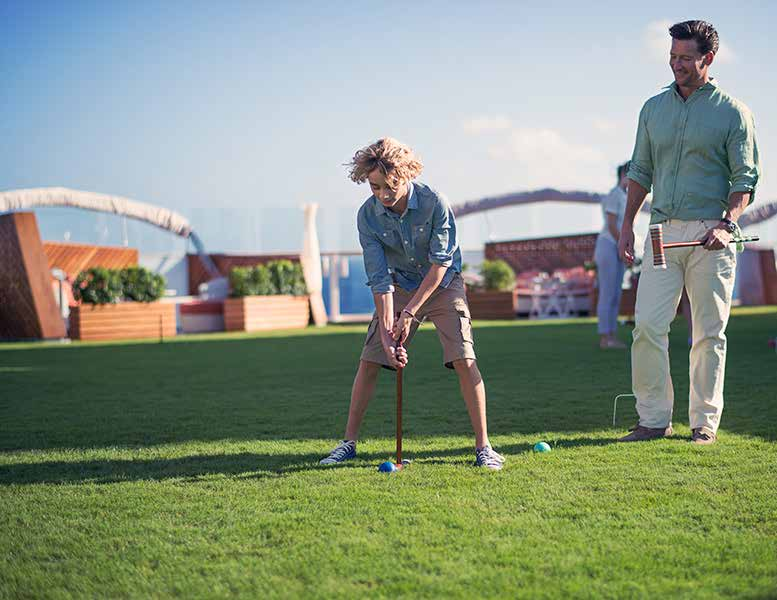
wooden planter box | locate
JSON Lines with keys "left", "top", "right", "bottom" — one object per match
{"left": 70, "top": 302, "right": 176, "bottom": 342}
{"left": 224, "top": 295, "right": 310, "bottom": 331}
{"left": 466, "top": 289, "right": 518, "bottom": 320}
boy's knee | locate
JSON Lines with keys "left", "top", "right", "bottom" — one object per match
{"left": 359, "top": 360, "right": 382, "bottom": 376}
{"left": 452, "top": 358, "right": 477, "bottom": 373}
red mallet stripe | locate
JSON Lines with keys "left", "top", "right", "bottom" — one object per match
{"left": 649, "top": 224, "right": 667, "bottom": 269}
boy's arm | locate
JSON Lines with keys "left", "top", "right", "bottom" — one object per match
{"left": 392, "top": 265, "right": 447, "bottom": 341}
{"left": 358, "top": 210, "right": 406, "bottom": 368}
{"left": 373, "top": 291, "right": 407, "bottom": 368}
{"left": 373, "top": 291, "right": 394, "bottom": 339}
{"left": 393, "top": 196, "right": 456, "bottom": 341}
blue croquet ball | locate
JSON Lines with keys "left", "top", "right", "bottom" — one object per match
{"left": 378, "top": 461, "right": 397, "bottom": 473}
{"left": 533, "top": 442, "right": 552, "bottom": 453}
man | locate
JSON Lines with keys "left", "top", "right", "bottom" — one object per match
{"left": 618, "top": 20, "right": 759, "bottom": 444}
{"left": 320, "top": 137, "right": 505, "bottom": 469}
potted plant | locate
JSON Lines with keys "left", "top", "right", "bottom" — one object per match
{"left": 466, "top": 259, "right": 518, "bottom": 320}
{"left": 69, "top": 267, "right": 175, "bottom": 341}
{"left": 224, "top": 260, "right": 310, "bottom": 331}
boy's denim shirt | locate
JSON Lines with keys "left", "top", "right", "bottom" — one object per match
{"left": 357, "top": 181, "right": 462, "bottom": 294}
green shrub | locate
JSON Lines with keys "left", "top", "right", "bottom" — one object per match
{"left": 479, "top": 259, "right": 516, "bottom": 291}
{"left": 229, "top": 264, "right": 277, "bottom": 297}
{"left": 269, "top": 260, "right": 307, "bottom": 296}
{"left": 229, "top": 260, "right": 307, "bottom": 297}
{"left": 120, "top": 267, "right": 166, "bottom": 302}
{"left": 252, "top": 264, "right": 276, "bottom": 295}
{"left": 229, "top": 267, "right": 254, "bottom": 298}
{"left": 72, "top": 268, "right": 124, "bottom": 305}
{"left": 73, "top": 266, "right": 167, "bottom": 304}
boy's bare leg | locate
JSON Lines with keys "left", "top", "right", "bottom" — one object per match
{"left": 453, "top": 358, "right": 489, "bottom": 448}
{"left": 344, "top": 360, "right": 381, "bottom": 440}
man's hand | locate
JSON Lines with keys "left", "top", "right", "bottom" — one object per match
{"left": 618, "top": 226, "right": 636, "bottom": 265}
{"left": 381, "top": 329, "right": 408, "bottom": 369}
{"left": 392, "top": 310, "right": 413, "bottom": 344}
{"left": 702, "top": 223, "right": 733, "bottom": 251}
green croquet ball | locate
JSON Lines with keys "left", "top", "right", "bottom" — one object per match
{"left": 533, "top": 442, "right": 551, "bottom": 453}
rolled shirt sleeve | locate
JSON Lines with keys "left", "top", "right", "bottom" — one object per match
{"left": 357, "top": 209, "right": 394, "bottom": 294}
{"left": 727, "top": 108, "right": 760, "bottom": 204}
{"left": 428, "top": 195, "right": 458, "bottom": 267}
{"left": 628, "top": 102, "right": 654, "bottom": 192}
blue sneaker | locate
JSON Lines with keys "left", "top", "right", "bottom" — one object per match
{"left": 319, "top": 440, "right": 356, "bottom": 465}
{"left": 474, "top": 445, "right": 505, "bottom": 470}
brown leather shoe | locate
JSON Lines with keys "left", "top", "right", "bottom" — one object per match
{"left": 691, "top": 428, "right": 717, "bottom": 445}
{"left": 618, "top": 423, "right": 673, "bottom": 442}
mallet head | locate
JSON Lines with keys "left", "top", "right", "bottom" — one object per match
{"left": 649, "top": 224, "right": 667, "bottom": 269}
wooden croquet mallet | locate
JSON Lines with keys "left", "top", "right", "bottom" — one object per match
{"left": 395, "top": 313, "right": 405, "bottom": 469}
{"left": 649, "top": 223, "right": 759, "bottom": 269}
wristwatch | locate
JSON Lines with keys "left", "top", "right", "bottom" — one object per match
{"left": 402, "top": 308, "right": 422, "bottom": 324}
{"left": 720, "top": 217, "right": 737, "bottom": 234}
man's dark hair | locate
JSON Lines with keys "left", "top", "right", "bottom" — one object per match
{"left": 617, "top": 161, "right": 630, "bottom": 182}
{"left": 669, "top": 20, "right": 719, "bottom": 55}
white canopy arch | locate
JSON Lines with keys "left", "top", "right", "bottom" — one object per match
{"left": 452, "top": 187, "right": 777, "bottom": 228}
{"left": 0, "top": 187, "right": 192, "bottom": 236}
{"left": 0, "top": 186, "right": 221, "bottom": 279}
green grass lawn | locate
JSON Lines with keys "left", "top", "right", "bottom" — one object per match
{"left": 1, "top": 307, "right": 776, "bottom": 599}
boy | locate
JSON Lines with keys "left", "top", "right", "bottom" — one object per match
{"left": 320, "top": 138, "right": 504, "bottom": 470}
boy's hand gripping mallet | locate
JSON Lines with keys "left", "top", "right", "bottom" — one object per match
{"left": 649, "top": 223, "right": 759, "bottom": 269}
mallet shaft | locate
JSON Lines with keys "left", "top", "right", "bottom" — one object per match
{"left": 395, "top": 311, "right": 403, "bottom": 466}
{"left": 663, "top": 236, "right": 759, "bottom": 249}
{"left": 396, "top": 361, "right": 402, "bottom": 465}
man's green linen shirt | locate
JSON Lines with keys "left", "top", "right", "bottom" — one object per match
{"left": 628, "top": 79, "right": 759, "bottom": 224}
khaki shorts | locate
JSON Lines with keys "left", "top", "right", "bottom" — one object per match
{"left": 360, "top": 274, "right": 476, "bottom": 370}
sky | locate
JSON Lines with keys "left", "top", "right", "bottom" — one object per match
{"left": 2, "top": 0, "right": 775, "bottom": 254}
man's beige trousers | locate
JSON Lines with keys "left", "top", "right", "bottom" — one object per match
{"left": 632, "top": 219, "right": 736, "bottom": 433}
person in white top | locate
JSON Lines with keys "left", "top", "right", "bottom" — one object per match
{"left": 594, "top": 162, "right": 630, "bottom": 349}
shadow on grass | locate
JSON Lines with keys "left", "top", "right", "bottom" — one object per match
{"left": 1, "top": 310, "right": 774, "bottom": 452}
{"left": 0, "top": 437, "right": 624, "bottom": 485}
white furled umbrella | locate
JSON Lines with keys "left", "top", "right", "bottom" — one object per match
{"left": 301, "top": 203, "right": 327, "bottom": 326}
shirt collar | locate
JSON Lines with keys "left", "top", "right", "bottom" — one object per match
{"left": 373, "top": 181, "right": 416, "bottom": 216}
{"left": 406, "top": 181, "right": 417, "bottom": 210}
{"left": 667, "top": 77, "right": 718, "bottom": 98}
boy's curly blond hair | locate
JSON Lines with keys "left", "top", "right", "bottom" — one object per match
{"left": 346, "top": 137, "right": 423, "bottom": 190}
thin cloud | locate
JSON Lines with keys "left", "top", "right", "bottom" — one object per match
{"left": 645, "top": 19, "right": 674, "bottom": 62}
{"left": 462, "top": 116, "right": 513, "bottom": 135}
{"left": 590, "top": 116, "right": 618, "bottom": 134}
{"left": 715, "top": 42, "right": 735, "bottom": 65}
{"left": 488, "top": 128, "right": 609, "bottom": 190}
